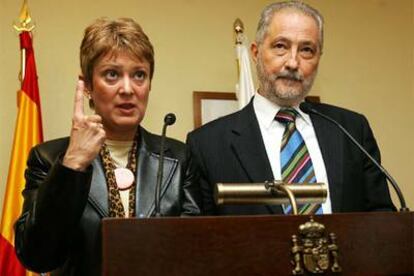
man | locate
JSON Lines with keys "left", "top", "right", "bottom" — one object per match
{"left": 187, "top": 1, "right": 395, "bottom": 215}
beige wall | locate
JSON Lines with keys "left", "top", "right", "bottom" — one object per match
{"left": 1, "top": 0, "right": 413, "bottom": 214}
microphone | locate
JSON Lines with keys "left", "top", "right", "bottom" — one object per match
{"left": 299, "top": 102, "right": 409, "bottom": 212}
{"left": 154, "top": 113, "right": 176, "bottom": 217}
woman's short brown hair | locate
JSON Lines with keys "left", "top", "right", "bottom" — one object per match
{"left": 80, "top": 17, "right": 154, "bottom": 86}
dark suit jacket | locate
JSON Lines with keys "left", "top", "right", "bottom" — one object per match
{"left": 186, "top": 99, "right": 395, "bottom": 215}
{"left": 14, "top": 127, "right": 202, "bottom": 276}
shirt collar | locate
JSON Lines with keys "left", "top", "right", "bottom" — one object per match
{"left": 253, "top": 93, "right": 312, "bottom": 128}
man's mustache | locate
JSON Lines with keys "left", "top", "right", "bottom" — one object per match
{"left": 272, "top": 71, "right": 304, "bottom": 82}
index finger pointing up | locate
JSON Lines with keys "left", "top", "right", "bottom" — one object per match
{"left": 74, "top": 80, "right": 86, "bottom": 118}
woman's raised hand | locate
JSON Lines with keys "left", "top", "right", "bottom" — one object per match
{"left": 62, "top": 80, "right": 106, "bottom": 171}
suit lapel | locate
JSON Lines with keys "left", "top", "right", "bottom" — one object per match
{"left": 230, "top": 101, "right": 281, "bottom": 214}
{"left": 310, "top": 110, "right": 344, "bottom": 212}
{"left": 230, "top": 101, "right": 274, "bottom": 182}
{"left": 88, "top": 158, "right": 109, "bottom": 217}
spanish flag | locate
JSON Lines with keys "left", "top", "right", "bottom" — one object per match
{"left": 0, "top": 31, "right": 43, "bottom": 275}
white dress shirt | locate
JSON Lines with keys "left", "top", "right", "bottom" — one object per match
{"left": 253, "top": 93, "right": 332, "bottom": 214}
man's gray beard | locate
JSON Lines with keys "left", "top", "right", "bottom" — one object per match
{"left": 256, "top": 58, "right": 317, "bottom": 106}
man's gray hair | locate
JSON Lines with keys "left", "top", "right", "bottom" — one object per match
{"left": 255, "top": 1, "right": 324, "bottom": 52}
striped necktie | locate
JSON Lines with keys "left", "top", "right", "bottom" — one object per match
{"left": 275, "top": 108, "right": 322, "bottom": 215}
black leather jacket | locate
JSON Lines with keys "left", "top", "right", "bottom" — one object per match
{"left": 14, "top": 127, "right": 202, "bottom": 275}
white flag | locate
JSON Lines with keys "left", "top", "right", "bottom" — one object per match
{"left": 235, "top": 34, "right": 255, "bottom": 110}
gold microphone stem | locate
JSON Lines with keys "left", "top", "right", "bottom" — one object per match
{"left": 276, "top": 184, "right": 298, "bottom": 215}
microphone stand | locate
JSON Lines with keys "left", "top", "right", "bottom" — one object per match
{"left": 154, "top": 113, "right": 176, "bottom": 217}
{"left": 300, "top": 103, "right": 409, "bottom": 212}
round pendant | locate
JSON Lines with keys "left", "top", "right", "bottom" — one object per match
{"left": 114, "top": 168, "right": 134, "bottom": 190}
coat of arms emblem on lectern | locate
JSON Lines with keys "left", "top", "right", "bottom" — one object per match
{"left": 291, "top": 217, "right": 342, "bottom": 274}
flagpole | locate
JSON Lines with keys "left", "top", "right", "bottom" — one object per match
{"left": 233, "top": 18, "right": 244, "bottom": 43}
{"left": 13, "top": 0, "right": 35, "bottom": 84}
{"left": 233, "top": 18, "right": 244, "bottom": 78}
{"left": 233, "top": 18, "right": 255, "bottom": 109}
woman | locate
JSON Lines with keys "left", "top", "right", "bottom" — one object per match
{"left": 14, "top": 17, "right": 201, "bottom": 275}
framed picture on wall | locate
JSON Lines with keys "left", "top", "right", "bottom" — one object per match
{"left": 193, "top": 91, "right": 238, "bottom": 128}
{"left": 193, "top": 91, "right": 320, "bottom": 129}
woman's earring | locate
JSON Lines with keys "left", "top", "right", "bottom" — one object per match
{"left": 83, "top": 89, "right": 91, "bottom": 99}
{"left": 83, "top": 89, "right": 94, "bottom": 108}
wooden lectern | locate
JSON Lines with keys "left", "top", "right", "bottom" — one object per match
{"left": 102, "top": 212, "right": 413, "bottom": 275}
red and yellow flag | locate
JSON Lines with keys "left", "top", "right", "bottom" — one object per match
{"left": 0, "top": 31, "right": 43, "bottom": 275}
